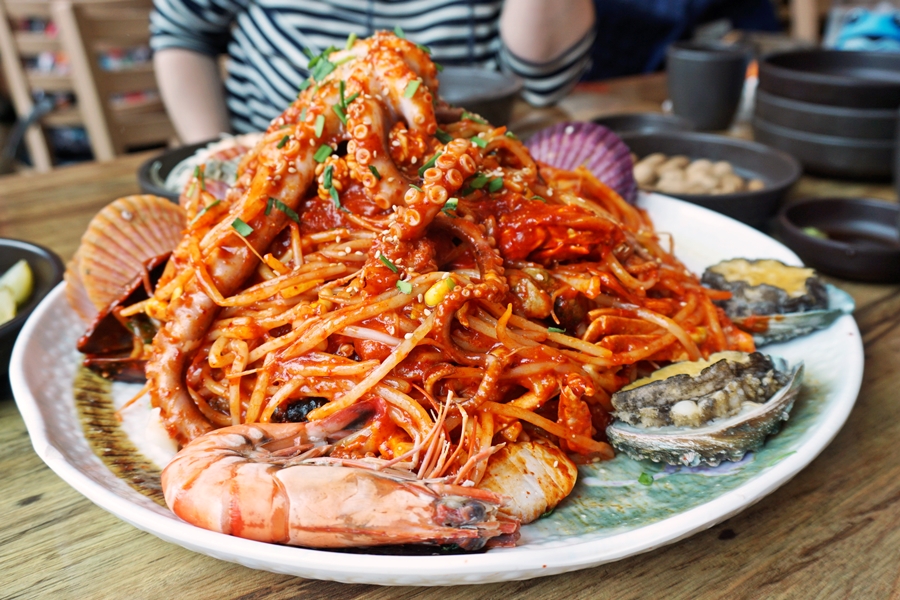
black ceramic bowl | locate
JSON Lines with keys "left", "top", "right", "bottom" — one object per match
{"left": 137, "top": 141, "right": 209, "bottom": 202}
{"left": 0, "top": 239, "right": 65, "bottom": 368}
{"left": 776, "top": 198, "right": 900, "bottom": 283}
{"left": 621, "top": 132, "right": 802, "bottom": 229}
{"left": 592, "top": 112, "right": 695, "bottom": 135}
{"left": 438, "top": 67, "right": 523, "bottom": 126}
{"left": 755, "top": 90, "right": 897, "bottom": 140}
{"left": 753, "top": 117, "right": 894, "bottom": 179}
{"left": 758, "top": 50, "right": 900, "bottom": 109}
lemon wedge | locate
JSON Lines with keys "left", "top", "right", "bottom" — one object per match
{"left": 0, "top": 287, "right": 15, "bottom": 325}
{"left": 0, "top": 259, "right": 33, "bottom": 305}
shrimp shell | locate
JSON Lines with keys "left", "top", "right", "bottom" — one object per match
{"left": 161, "top": 403, "right": 518, "bottom": 549}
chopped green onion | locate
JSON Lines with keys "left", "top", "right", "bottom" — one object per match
{"left": 308, "top": 55, "right": 321, "bottom": 69}
{"left": 532, "top": 195, "right": 546, "bottom": 203}
{"left": 333, "top": 55, "right": 354, "bottom": 66}
{"left": 469, "top": 173, "right": 489, "bottom": 189}
{"left": 396, "top": 280, "right": 413, "bottom": 294}
{"left": 277, "top": 135, "right": 290, "bottom": 149}
{"left": 192, "top": 166, "right": 205, "bottom": 191}
{"left": 404, "top": 80, "right": 420, "bottom": 99}
{"left": 462, "top": 111, "right": 486, "bottom": 124}
{"left": 471, "top": 136, "right": 487, "bottom": 148}
{"left": 409, "top": 184, "right": 423, "bottom": 192}
{"left": 298, "top": 79, "right": 312, "bottom": 93}
{"left": 435, "top": 129, "right": 453, "bottom": 144}
{"left": 265, "top": 197, "right": 275, "bottom": 216}
{"left": 488, "top": 177, "right": 503, "bottom": 193}
{"left": 394, "top": 25, "right": 405, "bottom": 38}
{"left": 369, "top": 165, "right": 381, "bottom": 180}
{"left": 434, "top": 62, "right": 444, "bottom": 72}
{"left": 418, "top": 151, "right": 441, "bottom": 176}
{"left": 310, "top": 58, "right": 335, "bottom": 81}
{"left": 505, "top": 131, "right": 518, "bottom": 139}
{"left": 379, "top": 254, "right": 399, "bottom": 273}
{"left": 303, "top": 47, "right": 316, "bottom": 59}
{"left": 268, "top": 198, "right": 300, "bottom": 223}
{"left": 416, "top": 43, "right": 431, "bottom": 54}
{"left": 332, "top": 103, "right": 347, "bottom": 125}
{"left": 314, "top": 114, "right": 325, "bottom": 137}
{"left": 231, "top": 218, "right": 253, "bottom": 237}
{"left": 442, "top": 197, "right": 458, "bottom": 215}
{"left": 346, "top": 32, "right": 357, "bottom": 50}
{"left": 345, "top": 92, "right": 359, "bottom": 105}
{"left": 314, "top": 144, "right": 333, "bottom": 162}
{"left": 339, "top": 81, "right": 346, "bottom": 105}
{"left": 638, "top": 472, "right": 653, "bottom": 486}
{"left": 329, "top": 186, "right": 347, "bottom": 212}
{"left": 299, "top": 107, "right": 307, "bottom": 121}
{"left": 190, "top": 200, "right": 220, "bottom": 224}
{"left": 323, "top": 164, "right": 334, "bottom": 189}
{"left": 547, "top": 326, "right": 565, "bottom": 334}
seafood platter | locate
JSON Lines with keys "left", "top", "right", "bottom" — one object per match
{"left": 10, "top": 33, "right": 862, "bottom": 585}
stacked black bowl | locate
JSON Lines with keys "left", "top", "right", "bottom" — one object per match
{"left": 754, "top": 50, "right": 900, "bottom": 179}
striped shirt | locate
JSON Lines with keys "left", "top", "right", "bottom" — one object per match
{"left": 150, "top": 0, "right": 594, "bottom": 133}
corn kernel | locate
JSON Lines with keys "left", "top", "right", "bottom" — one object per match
{"left": 424, "top": 276, "right": 456, "bottom": 307}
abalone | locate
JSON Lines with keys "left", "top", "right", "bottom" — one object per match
{"left": 607, "top": 351, "right": 803, "bottom": 467}
{"left": 701, "top": 258, "right": 853, "bottom": 345}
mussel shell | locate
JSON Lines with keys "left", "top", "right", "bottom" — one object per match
{"left": 607, "top": 359, "right": 804, "bottom": 467}
{"left": 526, "top": 122, "right": 637, "bottom": 203}
{"left": 735, "top": 284, "right": 855, "bottom": 346}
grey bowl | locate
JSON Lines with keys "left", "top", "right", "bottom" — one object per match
{"left": 592, "top": 112, "right": 695, "bottom": 135}
{"left": 758, "top": 50, "right": 900, "bottom": 109}
{"left": 621, "top": 132, "right": 801, "bottom": 229}
{"left": 137, "top": 141, "right": 209, "bottom": 202}
{"left": 776, "top": 198, "right": 900, "bottom": 283}
{"left": 438, "top": 67, "right": 523, "bottom": 126}
{"left": 755, "top": 90, "right": 897, "bottom": 141}
{"left": 753, "top": 117, "right": 894, "bottom": 179}
{"left": 0, "top": 239, "right": 65, "bottom": 369}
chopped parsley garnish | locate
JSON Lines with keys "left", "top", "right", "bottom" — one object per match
{"left": 471, "top": 136, "right": 487, "bottom": 148}
{"left": 403, "top": 80, "right": 420, "bottom": 98}
{"left": 547, "top": 326, "right": 565, "bottom": 334}
{"left": 409, "top": 184, "right": 424, "bottom": 192}
{"left": 418, "top": 151, "right": 441, "bottom": 176}
{"left": 323, "top": 164, "right": 334, "bottom": 189}
{"left": 276, "top": 135, "right": 290, "bottom": 149}
{"left": 314, "top": 114, "right": 325, "bottom": 137}
{"left": 442, "top": 197, "right": 458, "bottom": 215}
{"left": 369, "top": 165, "right": 381, "bottom": 180}
{"left": 313, "top": 144, "right": 333, "bottom": 163}
{"left": 379, "top": 254, "right": 399, "bottom": 273}
{"left": 332, "top": 103, "right": 347, "bottom": 125}
{"left": 488, "top": 177, "right": 504, "bottom": 193}
{"left": 268, "top": 198, "right": 300, "bottom": 223}
{"left": 469, "top": 173, "right": 489, "bottom": 189}
{"left": 345, "top": 32, "right": 357, "bottom": 49}
{"left": 435, "top": 129, "right": 453, "bottom": 144}
{"left": 638, "top": 472, "right": 653, "bottom": 486}
{"left": 396, "top": 280, "right": 413, "bottom": 294}
{"left": 462, "top": 111, "right": 486, "bottom": 124}
{"left": 394, "top": 25, "right": 405, "bottom": 38}
{"left": 231, "top": 218, "right": 253, "bottom": 237}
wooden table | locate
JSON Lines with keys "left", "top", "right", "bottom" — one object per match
{"left": 2, "top": 75, "right": 900, "bottom": 599}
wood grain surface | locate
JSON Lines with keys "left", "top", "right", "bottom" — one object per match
{"left": 2, "top": 75, "right": 900, "bottom": 599}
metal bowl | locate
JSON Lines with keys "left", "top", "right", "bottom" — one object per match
{"left": 621, "top": 132, "right": 801, "bottom": 229}
{"left": 438, "top": 67, "right": 523, "bottom": 126}
{"left": 776, "top": 198, "right": 900, "bottom": 283}
{"left": 758, "top": 50, "right": 900, "bottom": 109}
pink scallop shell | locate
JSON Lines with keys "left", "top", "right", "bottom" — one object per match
{"left": 526, "top": 122, "right": 637, "bottom": 204}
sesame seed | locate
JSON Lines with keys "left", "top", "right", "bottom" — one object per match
{"left": 565, "top": 125, "right": 574, "bottom": 134}
{"left": 404, "top": 332, "right": 413, "bottom": 340}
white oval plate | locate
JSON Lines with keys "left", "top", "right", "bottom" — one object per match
{"left": 10, "top": 194, "right": 864, "bottom": 586}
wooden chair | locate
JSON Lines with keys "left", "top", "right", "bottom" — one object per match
{"left": 0, "top": 0, "right": 173, "bottom": 170}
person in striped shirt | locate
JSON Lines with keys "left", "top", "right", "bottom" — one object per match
{"left": 150, "top": 0, "right": 595, "bottom": 142}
